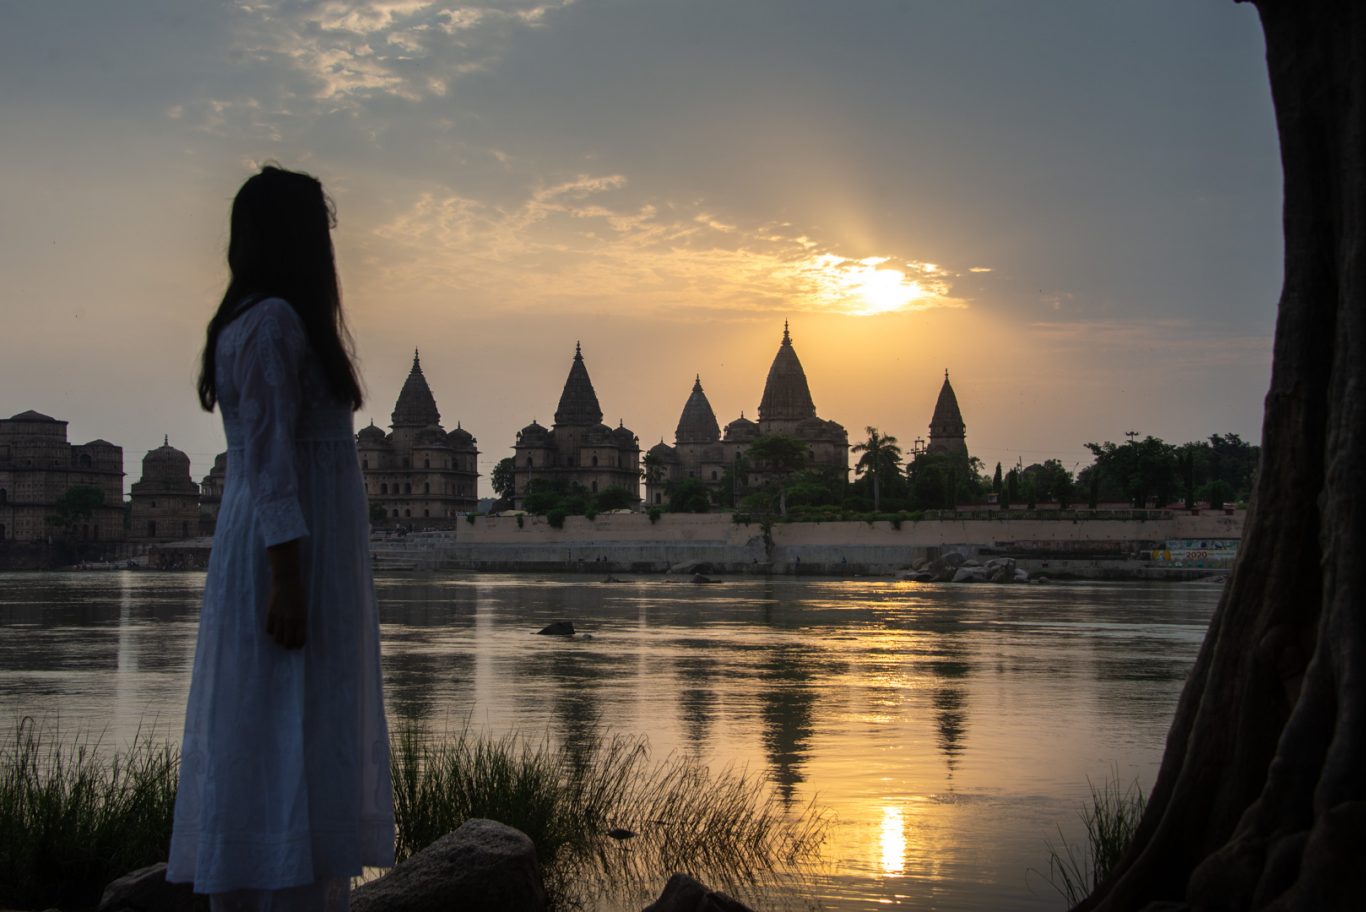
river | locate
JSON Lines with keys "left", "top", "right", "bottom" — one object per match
{"left": 0, "top": 571, "right": 1220, "bottom": 910}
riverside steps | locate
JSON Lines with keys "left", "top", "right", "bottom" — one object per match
{"left": 369, "top": 510, "right": 1246, "bottom": 579}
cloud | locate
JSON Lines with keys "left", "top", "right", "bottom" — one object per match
{"left": 368, "top": 173, "right": 968, "bottom": 318}
{"left": 225, "top": 1, "right": 576, "bottom": 109}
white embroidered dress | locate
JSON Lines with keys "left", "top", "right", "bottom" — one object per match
{"left": 168, "top": 298, "right": 394, "bottom": 894}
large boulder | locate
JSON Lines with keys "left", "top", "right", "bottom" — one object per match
{"left": 641, "top": 874, "right": 754, "bottom": 912}
{"left": 351, "top": 819, "right": 546, "bottom": 912}
{"left": 951, "top": 566, "right": 988, "bottom": 583}
{"left": 536, "top": 621, "right": 574, "bottom": 636}
{"left": 98, "top": 864, "right": 207, "bottom": 912}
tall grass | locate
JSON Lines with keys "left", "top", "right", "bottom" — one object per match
{"left": 2, "top": 718, "right": 825, "bottom": 912}
{"left": 1040, "top": 773, "right": 1147, "bottom": 907}
{"left": 0, "top": 717, "right": 179, "bottom": 910}
{"left": 391, "top": 725, "right": 828, "bottom": 909}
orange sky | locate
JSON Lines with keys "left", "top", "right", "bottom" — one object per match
{"left": 0, "top": 2, "right": 1279, "bottom": 493}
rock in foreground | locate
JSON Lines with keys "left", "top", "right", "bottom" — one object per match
{"left": 98, "top": 863, "right": 207, "bottom": 912}
{"left": 642, "top": 873, "right": 754, "bottom": 912}
{"left": 351, "top": 818, "right": 546, "bottom": 912}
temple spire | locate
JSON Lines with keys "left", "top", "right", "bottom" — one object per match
{"left": 391, "top": 346, "right": 441, "bottom": 428}
{"left": 554, "top": 342, "right": 603, "bottom": 426}
{"left": 927, "top": 371, "right": 968, "bottom": 459}
{"left": 676, "top": 373, "right": 721, "bottom": 444}
{"left": 759, "top": 322, "right": 817, "bottom": 422}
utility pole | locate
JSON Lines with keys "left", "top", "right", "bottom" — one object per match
{"left": 1125, "top": 430, "right": 1140, "bottom": 445}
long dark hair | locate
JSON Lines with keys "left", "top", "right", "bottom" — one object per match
{"left": 197, "top": 165, "right": 364, "bottom": 411}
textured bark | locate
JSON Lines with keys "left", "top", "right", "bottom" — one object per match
{"left": 1077, "top": 2, "right": 1366, "bottom": 910}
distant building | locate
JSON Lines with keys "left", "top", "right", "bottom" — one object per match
{"left": 198, "top": 452, "right": 227, "bottom": 536}
{"left": 925, "top": 370, "right": 968, "bottom": 460}
{"left": 645, "top": 323, "right": 849, "bottom": 506}
{"left": 129, "top": 437, "right": 202, "bottom": 541}
{"left": 357, "top": 351, "right": 480, "bottom": 525}
{"left": 512, "top": 343, "right": 641, "bottom": 508}
{"left": 0, "top": 410, "right": 124, "bottom": 543}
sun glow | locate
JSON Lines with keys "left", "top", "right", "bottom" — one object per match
{"left": 803, "top": 254, "right": 948, "bottom": 316}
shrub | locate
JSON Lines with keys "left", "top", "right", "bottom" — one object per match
{"left": 392, "top": 725, "right": 827, "bottom": 909}
{"left": 647, "top": 507, "right": 662, "bottom": 524}
{"left": 1039, "top": 772, "right": 1147, "bottom": 906}
{"left": 0, "top": 718, "right": 179, "bottom": 910}
{"left": 465, "top": 513, "right": 476, "bottom": 525}
{"left": 547, "top": 509, "right": 566, "bottom": 529}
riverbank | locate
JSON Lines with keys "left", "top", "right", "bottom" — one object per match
{"left": 372, "top": 509, "right": 1244, "bottom": 579}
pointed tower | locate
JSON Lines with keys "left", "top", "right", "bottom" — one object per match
{"left": 675, "top": 375, "right": 721, "bottom": 445}
{"left": 926, "top": 370, "right": 968, "bottom": 459}
{"left": 553, "top": 342, "right": 604, "bottom": 428}
{"left": 390, "top": 350, "right": 441, "bottom": 428}
{"left": 757, "top": 321, "right": 817, "bottom": 429}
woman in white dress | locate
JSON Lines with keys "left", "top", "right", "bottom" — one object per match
{"left": 167, "top": 166, "right": 395, "bottom": 911}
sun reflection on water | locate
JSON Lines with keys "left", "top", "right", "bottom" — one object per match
{"left": 879, "top": 805, "right": 906, "bottom": 876}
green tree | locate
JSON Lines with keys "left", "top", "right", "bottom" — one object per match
{"left": 593, "top": 486, "right": 637, "bottom": 512}
{"left": 851, "top": 426, "right": 903, "bottom": 512}
{"left": 1085, "top": 436, "right": 1178, "bottom": 508}
{"left": 368, "top": 502, "right": 388, "bottom": 525}
{"left": 490, "top": 457, "right": 516, "bottom": 502}
{"left": 665, "top": 477, "right": 711, "bottom": 513}
{"left": 745, "top": 435, "right": 811, "bottom": 516}
{"left": 47, "top": 485, "right": 104, "bottom": 539}
{"left": 992, "top": 462, "right": 1003, "bottom": 494}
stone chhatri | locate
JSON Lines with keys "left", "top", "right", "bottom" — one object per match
{"left": 926, "top": 369, "right": 968, "bottom": 458}
{"left": 391, "top": 349, "right": 441, "bottom": 428}
{"left": 758, "top": 321, "right": 817, "bottom": 422}
{"left": 675, "top": 375, "right": 721, "bottom": 444}
{"left": 553, "top": 341, "right": 604, "bottom": 427}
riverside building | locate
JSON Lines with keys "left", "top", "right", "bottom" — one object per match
{"left": 0, "top": 410, "right": 124, "bottom": 543}
{"left": 645, "top": 323, "right": 850, "bottom": 506}
{"left": 512, "top": 343, "right": 642, "bottom": 509}
{"left": 357, "top": 351, "right": 480, "bottom": 525}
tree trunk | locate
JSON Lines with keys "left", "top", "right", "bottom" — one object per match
{"left": 1077, "top": 2, "right": 1366, "bottom": 909}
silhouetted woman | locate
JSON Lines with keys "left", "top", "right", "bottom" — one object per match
{"left": 168, "top": 166, "right": 394, "bottom": 911}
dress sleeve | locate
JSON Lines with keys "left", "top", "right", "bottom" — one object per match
{"left": 233, "top": 299, "right": 310, "bottom": 547}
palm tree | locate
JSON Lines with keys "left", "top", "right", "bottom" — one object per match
{"left": 852, "top": 427, "right": 903, "bottom": 511}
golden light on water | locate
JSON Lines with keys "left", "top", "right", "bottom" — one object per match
{"left": 879, "top": 804, "right": 907, "bottom": 876}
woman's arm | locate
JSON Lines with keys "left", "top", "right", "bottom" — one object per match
{"left": 266, "top": 539, "right": 306, "bottom": 649}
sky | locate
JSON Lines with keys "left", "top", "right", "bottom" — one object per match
{"left": 0, "top": 1, "right": 1281, "bottom": 494}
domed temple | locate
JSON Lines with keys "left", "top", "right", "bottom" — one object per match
{"left": 645, "top": 323, "right": 849, "bottom": 506}
{"left": 130, "top": 436, "right": 201, "bottom": 541}
{"left": 511, "top": 343, "right": 641, "bottom": 508}
{"left": 356, "top": 350, "right": 480, "bottom": 525}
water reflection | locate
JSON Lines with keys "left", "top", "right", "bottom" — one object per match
{"left": 0, "top": 572, "right": 1219, "bottom": 912}
{"left": 880, "top": 805, "right": 906, "bottom": 876}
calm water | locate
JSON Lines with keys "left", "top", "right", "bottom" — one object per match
{"left": 0, "top": 571, "right": 1219, "bottom": 910}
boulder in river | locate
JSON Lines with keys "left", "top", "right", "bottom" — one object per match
{"left": 641, "top": 873, "right": 754, "bottom": 912}
{"left": 536, "top": 621, "right": 575, "bottom": 636}
{"left": 351, "top": 818, "right": 547, "bottom": 912}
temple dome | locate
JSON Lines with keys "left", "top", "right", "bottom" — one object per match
{"left": 757, "top": 322, "right": 817, "bottom": 422}
{"left": 357, "top": 422, "right": 388, "bottom": 446}
{"left": 518, "top": 421, "right": 552, "bottom": 446}
{"left": 447, "top": 424, "right": 476, "bottom": 449}
{"left": 648, "top": 440, "right": 680, "bottom": 462}
{"left": 141, "top": 437, "right": 191, "bottom": 481}
{"left": 611, "top": 422, "right": 637, "bottom": 446}
{"left": 391, "top": 350, "right": 441, "bottom": 428}
{"left": 415, "top": 424, "right": 450, "bottom": 447}
{"left": 724, "top": 414, "right": 759, "bottom": 442}
{"left": 553, "top": 342, "right": 604, "bottom": 427}
{"left": 675, "top": 375, "right": 721, "bottom": 445}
